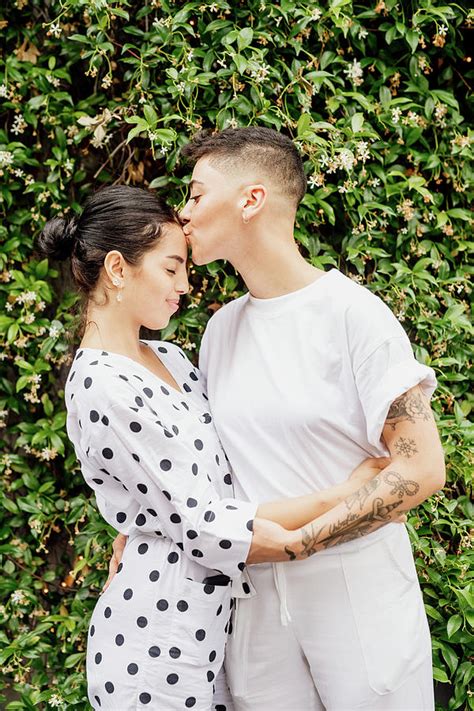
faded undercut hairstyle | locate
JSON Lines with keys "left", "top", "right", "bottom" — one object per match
{"left": 181, "top": 127, "right": 307, "bottom": 207}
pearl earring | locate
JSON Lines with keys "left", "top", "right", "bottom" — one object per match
{"left": 242, "top": 213, "right": 249, "bottom": 224}
{"left": 116, "top": 290, "right": 123, "bottom": 303}
{"left": 112, "top": 278, "right": 120, "bottom": 286}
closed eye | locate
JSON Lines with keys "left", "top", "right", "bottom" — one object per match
{"left": 190, "top": 195, "right": 201, "bottom": 202}
{"left": 166, "top": 269, "right": 176, "bottom": 275}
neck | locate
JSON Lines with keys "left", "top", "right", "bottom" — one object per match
{"left": 81, "top": 303, "right": 141, "bottom": 358}
{"left": 227, "top": 225, "right": 325, "bottom": 299}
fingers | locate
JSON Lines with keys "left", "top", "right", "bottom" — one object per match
{"left": 102, "top": 556, "right": 118, "bottom": 593}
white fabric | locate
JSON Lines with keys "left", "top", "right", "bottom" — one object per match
{"left": 226, "top": 526, "right": 434, "bottom": 711}
{"left": 199, "top": 269, "right": 437, "bottom": 708}
{"left": 66, "top": 341, "right": 257, "bottom": 710}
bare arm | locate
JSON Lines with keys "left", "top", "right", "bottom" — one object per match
{"left": 249, "top": 385, "right": 445, "bottom": 563}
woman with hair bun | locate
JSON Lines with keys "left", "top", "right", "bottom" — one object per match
{"left": 39, "top": 185, "right": 389, "bottom": 710}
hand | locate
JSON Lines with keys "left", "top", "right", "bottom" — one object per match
{"left": 349, "top": 456, "right": 391, "bottom": 484}
{"left": 102, "top": 533, "right": 128, "bottom": 593}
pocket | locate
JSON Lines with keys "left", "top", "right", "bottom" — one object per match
{"left": 341, "top": 530, "right": 430, "bottom": 695}
{"left": 170, "top": 577, "right": 231, "bottom": 669}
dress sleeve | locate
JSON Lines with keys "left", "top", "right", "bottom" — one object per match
{"left": 84, "top": 382, "right": 257, "bottom": 578}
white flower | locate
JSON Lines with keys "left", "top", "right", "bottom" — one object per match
{"left": 49, "top": 22, "right": 62, "bottom": 38}
{"left": 11, "top": 114, "right": 27, "bottom": 135}
{"left": 159, "top": 145, "right": 170, "bottom": 156}
{"left": 176, "top": 81, "right": 186, "bottom": 92}
{"left": 391, "top": 107, "right": 402, "bottom": 124}
{"left": 356, "top": 140, "right": 370, "bottom": 163}
{"left": 250, "top": 64, "right": 271, "bottom": 83}
{"left": 0, "top": 150, "right": 14, "bottom": 166}
{"left": 338, "top": 149, "right": 355, "bottom": 171}
{"left": 5, "top": 302, "right": 13, "bottom": 312}
{"left": 310, "top": 8, "right": 322, "bottom": 21}
{"left": 49, "top": 694, "right": 65, "bottom": 708}
{"left": 369, "top": 177, "right": 380, "bottom": 188}
{"left": 358, "top": 28, "right": 368, "bottom": 39}
{"left": 0, "top": 84, "right": 9, "bottom": 98}
{"left": 40, "top": 447, "right": 58, "bottom": 461}
{"left": 30, "top": 373, "right": 42, "bottom": 384}
{"left": 11, "top": 590, "right": 26, "bottom": 605}
{"left": 46, "top": 74, "right": 61, "bottom": 88}
{"left": 308, "top": 173, "right": 325, "bottom": 188}
{"left": 49, "top": 325, "right": 60, "bottom": 338}
{"left": 343, "top": 59, "right": 364, "bottom": 86}
{"left": 438, "top": 24, "right": 448, "bottom": 36}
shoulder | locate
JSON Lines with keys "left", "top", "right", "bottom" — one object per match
{"left": 144, "top": 339, "right": 194, "bottom": 367}
{"left": 328, "top": 271, "right": 402, "bottom": 333}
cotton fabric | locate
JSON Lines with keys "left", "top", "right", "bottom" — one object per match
{"left": 66, "top": 341, "right": 256, "bottom": 710}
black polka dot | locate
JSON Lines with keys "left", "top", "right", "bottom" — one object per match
{"left": 84, "top": 377, "right": 92, "bottom": 389}
{"left": 139, "top": 692, "right": 151, "bottom": 704}
{"left": 157, "top": 599, "right": 169, "bottom": 611}
{"left": 149, "top": 570, "right": 160, "bottom": 582}
{"left": 190, "top": 371, "right": 198, "bottom": 381}
{"left": 167, "top": 673, "right": 179, "bottom": 685}
{"left": 90, "top": 410, "right": 99, "bottom": 423}
{"left": 132, "top": 453, "right": 140, "bottom": 462}
{"left": 119, "top": 374, "right": 128, "bottom": 381}
{"left": 204, "top": 584, "right": 215, "bottom": 595}
{"left": 92, "top": 478, "right": 103, "bottom": 485}
{"left": 195, "top": 629, "right": 206, "bottom": 641}
{"left": 135, "top": 396, "right": 144, "bottom": 407}
{"left": 101, "top": 415, "right": 109, "bottom": 425}
{"left": 137, "top": 483, "right": 148, "bottom": 494}
{"left": 246, "top": 520, "right": 253, "bottom": 532}
{"left": 219, "top": 539, "right": 232, "bottom": 549}
{"left": 224, "top": 473, "right": 232, "bottom": 485}
{"left": 204, "top": 510, "right": 216, "bottom": 522}
{"left": 102, "top": 447, "right": 113, "bottom": 460}
{"left": 201, "top": 413, "right": 212, "bottom": 424}
{"left": 194, "top": 439, "right": 203, "bottom": 450}
{"left": 137, "top": 616, "right": 148, "bottom": 628}
{"left": 192, "top": 549, "right": 203, "bottom": 558}
{"left": 130, "top": 421, "right": 142, "bottom": 433}
{"left": 161, "top": 386, "right": 170, "bottom": 395}
{"left": 207, "top": 670, "right": 215, "bottom": 682}
{"left": 149, "top": 645, "right": 161, "bottom": 657}
{"left": 177, "top": 600, "right": 188, "bottom": 612}
{"left": 90, "top": 624, "right": 95, "bottom": 636}
{"left": 163, "top": 490, "right": 171, "bottom": 500}
{"left": 187, "top": 497, "right": 198, "bottom": 508}
{"left": 191, "top": 463, "right": 198, "bottom": 476}
{"left": 116, "top": 511, "right": 126, "bottom": 523}
{"left": 172, "top": 424, "right": 179, "bottom": 435}
{"left": 160, "top": 459, "right": 172, "bottom": 471}
{"left": 170, "top": 513, "right": 181, "bottom": 524}
{"left": 143, "top": 387, "right": 153, "bottom": 398}
{"left": 123, "top": 588, "right": 133, "bottom": 600}
{"left": 209, "top": 650, "right": 217, "bottom": 662}
{"left": 226, "top": 505, "right": 237, "bottom": 510}
{"left": 104, "top": 607, "right": 112, "bottom": 618}
{"left": 94, "top": 695, "right": 101, "bottom": 707}
{"left": 117, "top": 563, "right": 123, "bottom": 573}
{"left": 95, "top": 652, "right": 102, "bottom": 664}
{"left": 127, "top": 663, "right": 139, "bottom": 675}
{"left": 138, "top": 543, "right": 149, "bottom": 555}
{"left": 215, "top": 454, "right": 220, "bottom": 465}
{"left": 185, "top": 697, "right": 196, "bottom": 708}
{"left": 183, "top": 383, "right": 192, "bottom": 393}
{"left": 147, "top": 508, "right": 157, "bottom": 516}
{"left": 216, "top": 604, "right": 222, "bottom": 615}
{"left": 115, "top": 634, "right": 124, "bottom": 646}
{"left": 169, "top": 646, "right": 181, "bottom": 658}
{"left": 168, "top": 552, "right": 179, "bottom": 564}
{"left": 105, "top": 681, "right": 114, "bottom": 693}
{"left": 242, "top": 582, "right": 251, "bottom": 594}
{"left": 136, "top": 513, "right": 146, "bottom": 526}
{"left": 186, "top": 530, "right": 198, "bottom": 539}
{"left": 215, "top": 706, "right": 226, "bottom": 711}
{"left": 238, "top": 562, "right": 246, "bottom": 571}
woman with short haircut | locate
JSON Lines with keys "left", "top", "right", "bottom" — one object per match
{"left": 39, "top": 185, "right": 388, "bottom": 711}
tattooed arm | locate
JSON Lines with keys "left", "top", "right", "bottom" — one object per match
{"left": 247, "top": 385, "right": 445, "bottom": 563}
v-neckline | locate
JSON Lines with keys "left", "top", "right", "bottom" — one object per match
{"left": 75, "top": 342, "right": 185, "bottom": 395}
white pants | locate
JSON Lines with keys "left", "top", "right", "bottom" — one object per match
{"left": 225, "top": 525, "right": 434, "bottom": 711}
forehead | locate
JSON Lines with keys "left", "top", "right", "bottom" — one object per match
{"left": 151, "top": 223, "right": 187, "bottom": 258}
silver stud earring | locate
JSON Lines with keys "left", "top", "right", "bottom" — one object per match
{"left": 112, "top": 278, "right": 120, "bottom": 286}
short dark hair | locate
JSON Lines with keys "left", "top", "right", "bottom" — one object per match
{"left": 181, "top": 127, "right": 307, "bottom": 206}
{"left": 38, "top": 185, "right": 180, "bottom": 296}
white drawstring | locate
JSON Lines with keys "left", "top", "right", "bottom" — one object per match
{"left": 272, "top": 563, "right": 292, "bottom": 626}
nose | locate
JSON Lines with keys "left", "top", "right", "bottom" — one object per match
{"left": 176, "top": 271, "right": 190, "bottom": 295}
{"left": 179, "top": 201, "right": 191, "bottom": 225}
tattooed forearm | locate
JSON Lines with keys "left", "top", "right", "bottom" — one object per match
{"left": 382, "top": 470, "right": 419, "bottom": 497}
{"left": 345, "top": 477, "right": 380, "bottom": 511}
{"left": 386, "top": 390, "right": 430, "bottom": 430}
{"left": 394, "top": 437, "right": 418, "bottom": 458}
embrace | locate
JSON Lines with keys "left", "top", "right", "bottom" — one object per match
{"left": 39, "top": 127, "right": 445, "bottom": 711}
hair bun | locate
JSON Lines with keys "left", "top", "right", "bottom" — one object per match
{"left": 37, "top": 216, "right": 78, "bottom": 261}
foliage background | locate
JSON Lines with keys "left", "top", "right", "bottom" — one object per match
{"left": 0, "top": 0, "right": 472, "bottom": 708}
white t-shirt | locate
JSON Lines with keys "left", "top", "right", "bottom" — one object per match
{"left": 199, "top": 269, "right": 436, "bottom": 505}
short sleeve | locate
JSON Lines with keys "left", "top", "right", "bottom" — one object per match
{"left": 354, "top": 335, "right": 437, "bottom": 449}
{"left": 198, "top": 320, "right": 211, "bottom": 389}
{"left": 79, "top": 377, "right": 257, "bottom": 578}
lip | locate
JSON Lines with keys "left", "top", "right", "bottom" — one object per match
{"left": 167, "top": 300, "right": 180, "bottom": 313}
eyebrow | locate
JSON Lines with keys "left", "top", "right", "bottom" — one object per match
{"left": 166, "top": 255, "right": 185, "bottom": 264}
{"left": 189, "top": 180, "right": 204, "bottom": 190}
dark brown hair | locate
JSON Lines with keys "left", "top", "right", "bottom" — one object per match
{"left": 181, "top": 127, "right": 307, "bottom": 206}
{"left": 38, "top": 185, "right": 180, "bottom": 296}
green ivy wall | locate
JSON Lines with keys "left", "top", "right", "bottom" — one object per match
{"left": 0, "top": 1, "right": 472, "bottom": 708}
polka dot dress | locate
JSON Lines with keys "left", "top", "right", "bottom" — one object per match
{"left": 65, "top": 342, "right": 257, "bottom": 710}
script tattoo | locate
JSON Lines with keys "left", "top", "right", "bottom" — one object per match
{"left": 386, "top": 390, "right": 430, "bottom": 430}
{"left": 345, "top": 477, "right": 381, "bottom": 511}
{"left": 382, "top": 470, "right": 420, "bottom": 497}
{"left": 394, "top": 437, "right": 418, "bottom": 458}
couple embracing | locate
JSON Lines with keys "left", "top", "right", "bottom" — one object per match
{"left": 39, "top": 127, "right": 445, "bottom": 711}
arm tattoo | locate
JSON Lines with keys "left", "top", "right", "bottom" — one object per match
{"left": 285, "top": 470, "right": 419, "bottom": 560}
{"left": 345, "top": 477, "right": 380, "bottom": 511}
{"left": 394, "top": 437, "right": 418, "bottom": 458}
{"left": 382, "top": 469, "right": 419, "bottom": 496}
{"left": 386, "top": 390, "right": 430, "bottom": 430}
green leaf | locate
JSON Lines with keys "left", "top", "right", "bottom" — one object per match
{"left": 351, "top": 112, "right": 364, "bottom": 133}
{"left": 237, "top": 27, "right": 253, "bottom": 51}
{"left": 447, "top": 614, "right": 463, "bottom": 638}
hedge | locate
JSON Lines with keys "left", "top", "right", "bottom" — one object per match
{"left": 0, "top": 1, "right": 472, "bottom": 709}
